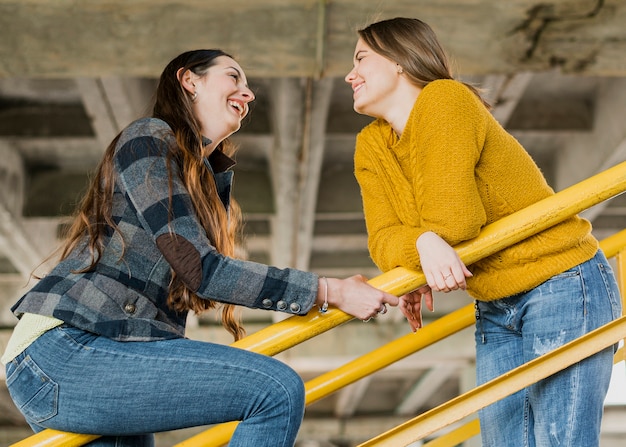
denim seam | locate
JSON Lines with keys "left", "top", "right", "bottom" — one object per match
{"left": 522, "top": 387, "right": 530, "bottom": 447}
{"left": 564, "top": 362, "right": 581, "bottom": 446}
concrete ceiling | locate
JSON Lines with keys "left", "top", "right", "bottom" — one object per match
{"left": 1, "top": 0, "right": 626, "bottom": 78}
{"left": 1, "top": 1, "right": 626, "bottom": 446}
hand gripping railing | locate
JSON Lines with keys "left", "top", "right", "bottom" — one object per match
{"left": 11, "top": 160, "right": 626, "bottom": 447}
{"left": 415, "top": 228, "right": 626, "bottom": 447}
{"left": 175, "top": 230, "right": 626, "bottom": 447}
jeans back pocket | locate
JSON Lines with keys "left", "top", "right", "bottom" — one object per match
{"left": 6, "top": 355, "right": 58, "bottom": 424}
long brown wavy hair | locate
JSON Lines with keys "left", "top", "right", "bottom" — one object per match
{"left": 58, "top": 49, "right": 245, "bottom": 340}
{"left": 358, "top": 17, "right": 491, "bottom": 109}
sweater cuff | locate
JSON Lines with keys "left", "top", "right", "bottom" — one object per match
{"left": 401, "top": 229, "right": 424, "bottom": 271}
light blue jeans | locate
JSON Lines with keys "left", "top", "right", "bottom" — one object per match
{"left": 474, "top": 250, "right": 622, "bottom": 447}
{"left": 5, "top": 325, "right": 306, "bottom": 447}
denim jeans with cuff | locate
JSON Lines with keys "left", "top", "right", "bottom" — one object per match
{"left": 6, "top": 325, "right": 306, "bottom": 447}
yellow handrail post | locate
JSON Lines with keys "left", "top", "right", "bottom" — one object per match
{"left": 12, "top": 161, "right": 626, "bottom": 447}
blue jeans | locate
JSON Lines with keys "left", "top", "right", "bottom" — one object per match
{"left": 474, "top": 250, "right": 622, "bottom": 447}
{"left": 5, "top": 325, "right": 306, "bottom": 447}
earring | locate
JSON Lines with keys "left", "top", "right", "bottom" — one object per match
{"left": 192, "top": 91, "right": 198, "bottom": 102}
{"left": 397, "top": 65, "right": 403, "bottom": 74}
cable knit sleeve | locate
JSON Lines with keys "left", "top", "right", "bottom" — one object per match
{"left": 355, "top": 128, "right": 424, "bottom": 272}
{"left": 411, "top": 80, "right": 488, "bottom": 244}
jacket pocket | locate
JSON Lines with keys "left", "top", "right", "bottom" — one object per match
{"left": 6, "top": 355, "right": 58, "bottom": 423}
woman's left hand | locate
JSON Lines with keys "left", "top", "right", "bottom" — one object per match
{"left": 416, "top": 231, "right": 473, "bottom": 292}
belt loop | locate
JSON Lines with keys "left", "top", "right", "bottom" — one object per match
{"left": 475, "top": 301, "right": 486, "bottom": 344}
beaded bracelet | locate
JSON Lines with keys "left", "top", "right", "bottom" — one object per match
{"left": 318, "top": 276, "right": 329, "bottom": 313}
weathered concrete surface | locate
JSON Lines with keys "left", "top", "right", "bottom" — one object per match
{"left": 0, "top": 0, "right": 625, "bottom": 78}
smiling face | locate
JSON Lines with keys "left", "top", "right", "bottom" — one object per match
{"left": 185, "top": 56, "right": 255, "bottom": 147}
{"left": 344, "top": 38, "right": 402, "bottom": 119}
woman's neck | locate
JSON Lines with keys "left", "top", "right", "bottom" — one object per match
{"left": 383, "top": 85, "right": 421, "bottom": 137}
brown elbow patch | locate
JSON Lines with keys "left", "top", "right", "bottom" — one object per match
{"left": 156, "top": 234, "right": 202, "bottom": 291}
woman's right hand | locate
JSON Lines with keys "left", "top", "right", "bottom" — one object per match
{"left": 416, "top": 231, "right": 472, "bottom": 292}
{"left": 317, "top": 275, "right": 399, "bottom": 321}
{"left": 399, "top": 286, "right": 434, "bottom": 332}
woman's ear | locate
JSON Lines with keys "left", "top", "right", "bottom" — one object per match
{"left": 177, "top": 67, "right": 196, "bottom": 94}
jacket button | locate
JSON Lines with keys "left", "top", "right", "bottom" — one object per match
{"left": 289, "top": 302, "right": 301, "bottom": 313}
{"left": 124, "top": 303, "right": 136, "bottom": 314}
{"left": 276, "top": 300, "right": 287, "bottom": 311}
{"left": 262, "top": 298, "right": 273, "bottom": 308}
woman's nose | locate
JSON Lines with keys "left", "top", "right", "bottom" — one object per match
{"left": 242, "top": 87, "right": 255, "bottom": 102}
{"left": 345, "top": 68, "right": 356, "bottom": 83}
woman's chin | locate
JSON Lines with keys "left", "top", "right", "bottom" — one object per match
{"left": 353, "top": 103, "right": 374, "bottom": 118}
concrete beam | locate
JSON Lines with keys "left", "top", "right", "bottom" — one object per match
{"left": 6, "top": 137, "right": 103, "bottom": 170}
{"left": 0, "top": 142, "right": 24, "bottom": 217}
{"left": 76, "top": 77, "right": 153, "bottom": 150}
{"left": 0, "top": 203, "right": 45, "bottom": 277}
{"left": 490, "top": 72, "right": 533, "bottom": 126}
{"left": 396, "top": 365, "right": 459, "bottom": 416}
{"left": 554, "top": 78, "right": 626, "bottom": 223}
{"left": 556, "top": 78, "right": 626, "bottom": 189}
{"left": 335, "top": 376, "right": 373, "bottom": 418}
{"left": 1, "top": 1, "right": 625, "bottom": 78}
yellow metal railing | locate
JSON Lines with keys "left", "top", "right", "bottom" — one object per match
{"left": 177, "top": 161, "right": 626, "bottom": 447}
{"left": 359, "top": 314, "right": 626, "bottom": 446}
{"left": 402, "top": 356, "right": 626, "bottom": 447}
{"left": 421, "top": 419, "right": 481, "bottom": 447}
{"left": 175, "top": 229, "right": 626, "bottom": 447}
{"left": 11, "top": 161, "right": 626, "bottom": 447}
{"left": 394, "top": 228, "right": 626, "bottom": 447}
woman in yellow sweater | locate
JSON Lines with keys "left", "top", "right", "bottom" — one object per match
{"left": 345, "top": 17, "right": 621, "bottom": 447}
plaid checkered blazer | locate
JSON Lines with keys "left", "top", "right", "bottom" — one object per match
{"left": 12, "top": 118, "right": 317, "bottom": 341}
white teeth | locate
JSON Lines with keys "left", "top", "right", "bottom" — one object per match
{"left": 228, "top": 100, "right": 243, "bottom": 114}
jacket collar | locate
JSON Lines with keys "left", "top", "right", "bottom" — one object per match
{"left": 202, "top": 136, "right": 236, "bottom": 173}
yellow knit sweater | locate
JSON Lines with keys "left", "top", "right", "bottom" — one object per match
{"left": 354, "top": 79, "right": 598, "bottom": 301}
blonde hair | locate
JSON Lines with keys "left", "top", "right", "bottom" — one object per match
{"left": 358, "top": 17, "right": 491, "bottom": 109}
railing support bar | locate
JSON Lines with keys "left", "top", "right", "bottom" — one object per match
{"left": 421, "top": 419, "right": 480, "bottom": 447}
{"left": 358, "top": 315, "right": 626, "bottom": 447}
